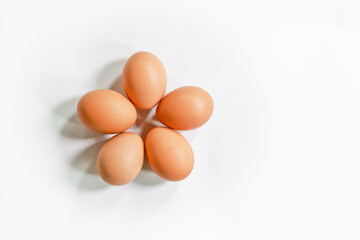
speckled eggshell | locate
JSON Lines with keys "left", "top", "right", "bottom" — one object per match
{"left": 77, "top": 89, "right": 137, "bottom": 134}
{"left": 122, "top": 51, "right": 167, "bottom": 109}
{"left": 145, "top": 127, "right": 194, "bottom": 181}
{"left": 97, "top": 132, "right": 144, "bottom": 186}
{"left": 156, "top": 86, "right": 214, "bottom": 130}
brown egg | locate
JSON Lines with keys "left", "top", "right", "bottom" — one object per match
{"left": 122, "top": 51, "right": 167, "bottom": 109}
{"left": 97, "top": 132, "right": 144, "bottom": 185}
{"left": 156, "top": 86, "right": 214, "bottom": 130}
{"left": 145, "top": 127, "right": 194, "bottom": 181}
{"left": 77, "top": 89, "right": 136, "bottom": 134}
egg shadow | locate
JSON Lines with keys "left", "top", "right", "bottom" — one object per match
{"left": 53, "top": 98, "right": 102, "bottom": 139}
{"left": 96, "top": 59, "right": 127, "bottom": 96}
{"left": 71, "top": 139, "right": 110, "bottom": 190}
{"left": 134, "top": 107, "right": 152, "bottom": 127}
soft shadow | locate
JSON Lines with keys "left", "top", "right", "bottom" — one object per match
{"left": 133, "top": 168, "right": 165, "bottom": 186}
{"left": 134, "top": 107, "right": 151, "bottom": 127}
{"left": 139, "top": 121, "right": 158, "bottom": 141}
{"left": 151, "top": 113, "right": 159, "bottom": 122}
{"left": 72, "top": 139, "right": 110, "bottom": 190}
{"left": 96, "top": 59, "right": 127, "bottom": 96}
{"left": 54, "top": 98, "right": 102, "bottom": 138}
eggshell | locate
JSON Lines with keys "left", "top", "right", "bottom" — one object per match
{"left": 97, "top": 132, "right": 144, "bottom": 185}
{"left": 77, "top": 89, "right": 136, "bottom": 134}
{"left": 156, "top": 86, "right": 214, "bottom": 130}
{"left": 122, "top": 51, "right": 167, "bottom": 109}
{"left": 145, "top": 127, "right": 194, "bottom": 181}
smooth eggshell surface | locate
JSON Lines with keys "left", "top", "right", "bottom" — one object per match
{"left": 77, "top": 89, "right": 137, "bottom": 134}
{"left": 145, "top": 127, "right": 194, "bottom": 181}
{"left": 122, "top": 51, "right": 167, "bottom": 109}
{"left": 97, "top": 132, "right": 144, "bottom": 185}
{"left": 156, "top": 86, "right": 214, "bottom": 130}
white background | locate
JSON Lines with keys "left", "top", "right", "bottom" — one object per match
{"left": 1, "top": 0, "right": 360, "bottom": 239}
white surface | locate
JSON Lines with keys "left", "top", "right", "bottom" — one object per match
{"left": 1, "top": 0, "right": 360, "bottom": 239}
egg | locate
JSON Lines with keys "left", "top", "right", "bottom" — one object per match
{"left": 77, "top": 89, "right": 137, "bottom": 134}
{"left": 156, "top": 86, "right": 214, "bottom": 130}
{"left": 97, "top": 132, "right": 144, "bottom": 185}
{"left": 122, "top": 51, "right": 167, "bottom": 109}
{"left": 145, "top": 127, "right": 194, "bottom": 181}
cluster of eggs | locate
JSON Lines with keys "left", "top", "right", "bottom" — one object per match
{"left": 77, "top": 52, "right": 214, "bottom": 185}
